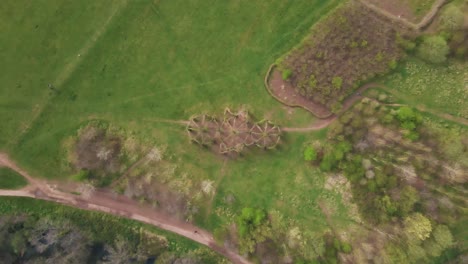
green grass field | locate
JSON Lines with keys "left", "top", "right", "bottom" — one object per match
{"left": 382, "top": 58, "right": 467, "bottom": 119}
{"left": 0, "top": 168, "right": 28, "bottom": 189}
{"left": 0, "top": 0, "right": 347, "bottom": 240}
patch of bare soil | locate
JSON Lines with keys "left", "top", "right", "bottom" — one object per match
{"left": 278, "top": 1, "right": 405, "bottom": 112}
{"left": 267, "top": 69, "right": 333, "bottom": 118}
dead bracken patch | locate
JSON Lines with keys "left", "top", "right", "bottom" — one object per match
{"left": 278, "top": 1, "right": 405, "bottom": 112}
{"left": 73, "top": 125, "right": 122, "bottom": 178}
{"left": 187, "top": 108, "right": 281, "bottom": 154}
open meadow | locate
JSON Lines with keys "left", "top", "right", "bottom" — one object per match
{"left": 0, "top": 0, "right": 349, "bottom": 261}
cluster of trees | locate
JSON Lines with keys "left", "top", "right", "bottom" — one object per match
{"left": 386, "top": 214, "right": 455, "bottom": 263}
{"left": 236, "top": 207, "right": 271, "bottom": 254}
{"left": 0, "top": 197, "right": 225, "bottom": 264}
{"left": 0, "top": 214, "right": 222, "bottom": 264}
{"left": 300, "top": 97, "right": 465, "bottom": 262}
{"left": 415, "top": 2, "right": 467, "bottom": 63}
{"left": 396, "top": 106, "right": 422, "bottom": 141}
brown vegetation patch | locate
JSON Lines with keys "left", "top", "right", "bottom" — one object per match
{"left": 187, "top": 108, "right": 281, "bottom": 155}
{"left": 278, "top": 1, "right": 405, "bottom": 112}
{"left": 266, "top": 67, "right": 333, "bottom": 118}
{"left": 72, "top": 126, "right": 121, "bottom": 174}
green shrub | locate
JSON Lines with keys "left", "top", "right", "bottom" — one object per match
{"left": 417, "top": 36, "right": 449, "bottom": 64}
{"left": 73, "top": 170, "right": 90, "bottom": 182}
{"left": 332, "top": 76, "right": 343, "bottom": 89}
{"left": 341, "top": 242, "right": 352, "bottom": 253}
{"left": 282, "top": 69, "right": 293, "bottom": 80}
{"left": 303, "top": 146, "right": 317, "bottom": 161}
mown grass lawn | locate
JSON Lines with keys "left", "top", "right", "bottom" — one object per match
{"left": 0, "top": 168, "right": 28, "bottom": 190}
{"left": 1, "top": 0, "right": 348, "bottom": 235}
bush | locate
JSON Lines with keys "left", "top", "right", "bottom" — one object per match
{"left": 303, "top": 146, "right": 317, "bottom": 161}
{"left": 341, "top": 242, "right": 352, "bottom": 254}
{"left": 73, "top": 170, "right": 90, "bottom": 182}
{"left": 439, "top": 5, "right": 465, "bottom": 31}
{"left": 282, "top": 69, "right": 292, "bottom": 80}
{"left": 417, "top": 36, "right": 450, "bottom": 64}
{"left": 332, "top": 76, "right": 343, "bottom": 89}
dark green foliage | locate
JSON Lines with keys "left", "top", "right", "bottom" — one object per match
{"left": 0, "top": 197, "right": 224, "bottom": 263}
{"left": 72, "top": 169, "right": 90, "bottom": 182}
{"left": 0, "top": 168, "right": 28, "bottom": 190}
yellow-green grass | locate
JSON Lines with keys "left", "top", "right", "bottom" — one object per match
{"left": 382, "top": 58, "right": 467, "bottom": 119}
{"left": 0, "top": 0, "right": 350, "bottom": 239}
{"left": 2, "top": 0, "right": 341, "bottom": 179}
{"left": 0, "top": 168, "right": 28, "bottom": 190}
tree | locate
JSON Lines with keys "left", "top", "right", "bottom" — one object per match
{"left": 404, "top": 213, "right": 432, "bottom": 242}
{"left": 432, "top": 225, "right": 454, "bottom": 249}
{"left": 417, "top": 36, "right": 450, "bottom": 64}
{"left": 439, "top": 5, "right": 465, "bottom": 31}
{"left": 397, "top": 186, "right": 419, "bottom": 216}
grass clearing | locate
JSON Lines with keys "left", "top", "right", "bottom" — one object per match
{"left": 0, "top": 168, "right": 28, "bottom": 189}
{"left": 382, "top": 58, "right": 468, "bottom": 118}
{"left": 1, "top": 0, "right": 350, "bottom": 254}
{"left": 4, "top": 0, "right": 341, "bottom": 179}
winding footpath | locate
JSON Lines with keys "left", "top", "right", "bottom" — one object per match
{"left": 0, "top": 153, "right": 250, "bottom": 264}
{"left": 358, "top": 0, "right": 448, "bottom": 31}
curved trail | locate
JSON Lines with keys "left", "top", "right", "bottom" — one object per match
{"left": 282, "top": 83, "right": 468, "bottom": 132}
{"left": 358, "top": 0, "right": 448, "bottom": 31}
{"left": 0, "top": 153, "right": 249, "bottom": 264}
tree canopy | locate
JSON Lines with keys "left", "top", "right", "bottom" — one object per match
{"left": 417, "top": 36, "right": 450, "bottom": 64}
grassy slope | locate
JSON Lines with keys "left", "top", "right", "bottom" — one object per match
{"left": 1, "top": 0, "right": 349, "bottom": 237}
{"left": 0, "top": 168, "right": 28, "bottom": 189}
{"left": 5, "top": 0, "right": 340, "bottom": 178}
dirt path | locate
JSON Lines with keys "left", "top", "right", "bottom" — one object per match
{"left": 281, "top": 82, "right": 468, "bottom": 132}
{"left": 358, "top": 0, "right": 448, "bottom": 31}
{"left": 0, "top": 153, "right": 249, "bottom": 264}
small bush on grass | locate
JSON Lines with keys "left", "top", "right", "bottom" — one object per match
{"left": 282, "top": 69, "right": 292, "bottom": 80}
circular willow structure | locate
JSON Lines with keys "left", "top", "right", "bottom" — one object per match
{"left": 252, "top": 120, "right": 281, "bottom": 149}
{"left": 187, "top": 108, "right": 281, "bottom": 154}
{"left": 187, "top": 114, "right": 216, "bottom": 146}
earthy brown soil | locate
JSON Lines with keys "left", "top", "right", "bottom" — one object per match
{"left": 267, "top": 69, "right": 332, "bottom": 118}
{"left": 364, "top": 0, "right": 419, "bottom": 22}
{"left": 0, "top": 153, "right": 250, "bottom": 264}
